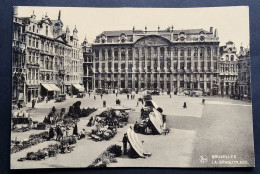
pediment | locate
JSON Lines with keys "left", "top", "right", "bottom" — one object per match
{"left": 134, "top": 35, "right": 171, "bottom": 47}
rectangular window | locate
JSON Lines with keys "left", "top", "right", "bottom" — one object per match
{"left": 188, "top": 47, "right": 191, "bottom": 56}
{"left": 128, "top": 48, "right": 133, "bottom": 60}
{"left": 174, "top": 47, "right": 178, "bottom": 56}
{"left": 46, "top": 26, "right": 48, "bottom": 36}
{"left": 180, "top": 48, "right": 184, "bottom": 56}
{"left": 194, "top": 47, "right": 198, "bottom": 57}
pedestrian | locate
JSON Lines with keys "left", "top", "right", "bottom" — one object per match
{"left": 183, "top": 102, "right": 187, "bottom": 109}
{"left": 170, "top": 94, "right": 172, "bottom": 98}
{"left": 73, "top": 123, "right": 78, "bottom": 135}
{"left": 89, "top": 92, "right": 91, "bottom": 97}
{"left": 103, "top": 100, "right": 106, "bottom": 108}
{"left": 137, "top": 101, "right": 139, "bottom": 106}
{"left": 127, "top": 94, "right": 129, "bottom": 100}
{"left": 52, "top": 105, "right": 56, "bottom": 113}
{"left": 32, "top": 99, "right": 35, "bottom": 108}
{"left": 202, "top": 99, "right": 205, "bottom": 104}
{"left": 94, "top": 95, "right": 96, "bottom": 100}
{"left": 17, "top": 102, "right": 21, "bottom": 110}
{"left": 46, "top": 96, "right": 48, "bottom": 103}
{"left": 116, "top": 92, "right": 118, "bottom": 97}
{"left": 122, "top": 133, "right": 128, "bottom": 155}
{"left": 48, "top": 127, "right": 55, "bottom": 140}
{"left": 101, "top": 93, "right": 103, "bottom": 99}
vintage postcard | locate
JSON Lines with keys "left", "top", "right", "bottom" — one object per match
{"left": 11, "top": 6, "right": 254, "bottom": 168}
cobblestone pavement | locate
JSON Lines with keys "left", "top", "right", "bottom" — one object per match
{"left": 11, "top": 93, "right": 254, "bottom": 168}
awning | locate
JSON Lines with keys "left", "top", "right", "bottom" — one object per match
{"left": 49, "top": 84, "right": 61, "bottom": 92}
{"left": 41, "top": 84, "right": 54, "bottom": 91}
{"left": 127, "top": 128, "right": 145, "bottom": 158}
{"left": 73, "top": 84, "right": 85, "bottom": 92}
{"left": 149, "top": 108, "right": 164, "bottom": 134}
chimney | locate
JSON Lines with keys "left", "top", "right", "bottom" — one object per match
{"left": 214, "top": 29, "right": 218, "bottom": 38}
{"left": 58, "top": 10, "right": 61, "bottom": 20}
{"left": 210, "top": 27, "right": 213, "bottom": 33}
{"left": 158, "top": 26, "right": 160, "bottom": 31}
{"left": 13, "top": 6, "right": 18, "bottom": 17}
{"left": 145, "top": 26, "right": 147, "bottom": 33}
{"left": 171, "top": 25, "right": 174, "bottom": 32}
{"left": 133, "top": 26, "right": 135, "bottom": 32}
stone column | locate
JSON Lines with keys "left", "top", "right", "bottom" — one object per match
{"left": 210, "top": 74, "right": 213, "bottom": 95}
{"left": 197, "top": 74, "right": 201, "bottom": 89}
{"left": 170, "top": 74, "right": 173, "bottom": 92}
{"left": 105, "top": 48, "right": 108, "bottom": 72}
{"left": 191, "top": 47, "right": 194, "bottom": 71}
{"left": 204, "top": 74, "right": 207, "bottom": 91}
{"left": 164, "top": 47, "right": 167, "bottom": 71}
{"left": 198, "top": 48, "right": 201, "bottom": 71}
{"left": 138, "top": 74, "right": 141, "bottom": 90}
{"left": 132, "top": 48, "right": 136, "bottom": 71}
{"left": 177, "top": 48, "right": 180, "bottom": 70}
{"left": 177, "top": 74, "right": 180, "bottom": 92}
{"left": 111, "top": 48, "right": 114, "bottom": 71}
{"left": 139, "top": 48, "right": 142, "bottom": 71}
{"left": 170, "top": 47, "right": 174, "bottom": 72}
{"left": 164, "top": 74, "right": 167, "bottom": 92}
{"left": 99, "top": 49, "right": 102, "bottom": 72}
{"left": 132, "top": 73, "right": 135, "bottom": 91}
{"left": 144, "top": 47, "right": 148, "bottom": 71}
{"left": 157, "top": 47, "right": 160, "bottom": 71}
{"left": 118, "top": 48, "right": 121, "bottom": 73}
{"left": 151, "top": 47, "right": 154, "bottom": 71}
{"left": 211, "top": 46, "right": 214, "bottom": 71}
{"left": 184, "top": 48, "right": 187, "bottom": 71}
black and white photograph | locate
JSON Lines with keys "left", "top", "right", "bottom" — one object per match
{"left": 11, "top": 6, "right": 254, "bottom": 168}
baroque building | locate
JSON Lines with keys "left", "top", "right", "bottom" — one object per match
{"left": 82, "top": 37, "right": 94, "bottom": 92}
{"left": 237, "top": 46, "right": 251, "bottom": 100}
{"left": 92, "top": 26, "right": 220, "bottom": 94}
{"left": 219, "top": 41, "right": 238, "bottom": 96}
{"left": 12, "top": 7, "right": 83, "bottom": 104}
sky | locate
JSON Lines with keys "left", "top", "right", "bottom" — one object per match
{"left": 16, "top": 6, "right": 250, "bottom": 47}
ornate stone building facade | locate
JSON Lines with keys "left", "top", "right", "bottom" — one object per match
{"left": 82, "top": 37, "right": 94, "bottom": 91}
{"left": 219, "top": 41, "right": 238, "bottom": 96}
{"left": 12, "top": 7, "right": 83, "bottom": 104}
{"left": 237, "top": 46, "right": 251, "bottom": 99}
{"left": 92, "top": 27, "right": 220, "bottom": 94}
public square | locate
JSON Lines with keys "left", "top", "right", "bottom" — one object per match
{"left": 10, "top": 93, "right": 254, "bottom": 168}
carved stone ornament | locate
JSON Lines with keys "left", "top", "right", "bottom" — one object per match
{"left": 134, "top": 36, "right": 170, "bottom": 47}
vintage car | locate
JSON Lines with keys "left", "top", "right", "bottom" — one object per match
{"left": 96, "top": 88, "right": 108, "bottom": 94}
{"left": 150, "top": 90, "right": 160, "bottom": 95}
{"left": 77, "top": 92, "right": 86, "bottom": 98}
{"left": 55, "top": 94, "right": 66, "bottom": 102}
{"left": 119, "top": 88, "right": 129, "bottom": 94}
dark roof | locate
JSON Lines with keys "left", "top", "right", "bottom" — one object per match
{"left": 98, "top": 29, "right": 210, "bottom": 37}
{"left": 100, "top": 30, "right": 143, "bottom": 37}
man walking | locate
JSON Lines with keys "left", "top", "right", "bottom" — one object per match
{"left": 32, "top": 99, "right": 35, "bottom": 108}
{"left": 122, "top": 133, "right": 128, "bottom": 155}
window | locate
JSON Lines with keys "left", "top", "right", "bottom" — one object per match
{"left": 200, "top": 47, "right": 205, "bottom": 58}
{"left": 128, "top": 48, "right": 133, "bottom": 60}
{"left": 29, "top": 37, "right": 31, "bottom": 46}
{"left": 214, "top": 47, "right": 218, "bottom": 55}
{"left": 121, "top": 48, "right": 126, "bottom": 60}
{"left": 114, "top": 48, "right": 119, "bottom": 59}
{"left": 187, "top": 47, "right": 191, "bottom": 56}
{"left": 46, "top": 26, "right": 48, "bottom": 36}
{"left": 33, "top": 25, "right": 35, "bottom": 32}
{"left": 207, "top": 47, "right": 211, "bottom": 58}
{"left": 231, "top": 55, "right": 234, "bottom": 61}
{"left": 180, "top": 48, "right": 184, "bottom": 56}
{"left": 173, "top": 47, "right": 178, "bottom": 56}
{"left": 194, "top": 47, "right": 198, "bottom": 57}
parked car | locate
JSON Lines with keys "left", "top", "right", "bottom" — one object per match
{"left": 55, "top": 94, "right": 66, "bottom": 102}
{"left": 190, "top": 90, "right": 203, "bottom": 97}
{"left": 183, "top": 90, "right": 190, "bottom": 95}
{"left": 119, "top": 88, "right": 129, "bottom": 94}
{"left": 77, "top": 92, "right": 86, "bottom": 98}
{"left": 96, "top": 88, "right": 108, "bottom": 94}
{"left": 150, "top": 90, "right": 160, "bottom": 95}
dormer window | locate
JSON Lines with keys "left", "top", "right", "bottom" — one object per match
{"left": 199, "top": 36, "right": 205, "bottom": 42}
{"left": 178, "top": 32, "right": 186, "bottom": 42}
{"left": 100, "top": 34, "right": 107, "bottom": 43}
{"left": 120, "top": 33, "right": 127, "bottom": 43}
